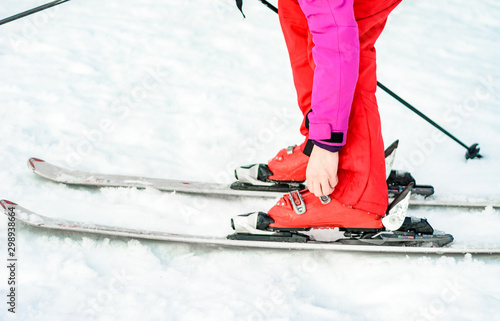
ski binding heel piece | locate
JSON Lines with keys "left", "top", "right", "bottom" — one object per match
{"left": 398, "top": 217, "right": 434, "bottom": 235}
{"left": 383, "top": 182, "right": 412, "bottom": 231}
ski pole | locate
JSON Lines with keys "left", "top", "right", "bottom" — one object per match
{"left": 236, "top": 0, "right": 277, "bottom": 18}
{"left": 258, "top": 0, "right": 278, "bottom": 14}
{"left": 377, "top": 82, "right": 482, "bottom": 160}
{"left": 241, "top": 0, "right": 483, "bottom": 160}
{"left": 0, "top": 0, "right": 70, "bottom": 26}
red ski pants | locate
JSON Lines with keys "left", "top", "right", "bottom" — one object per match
{"left": 278, "top": 0, "right": 402, "bottom": 215}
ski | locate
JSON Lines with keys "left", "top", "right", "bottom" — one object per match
{"left": 28, "top": 158, "right": 500, "bottom": 208}
{"left": 2, "top": 200, "right": 498, "bottom": 255}
{"left": 28, "top": 158, "right": 283, "bottom": 198}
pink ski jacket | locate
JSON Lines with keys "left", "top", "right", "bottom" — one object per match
{"left": 299, "top": 0, "right": 359, "bottom": 151}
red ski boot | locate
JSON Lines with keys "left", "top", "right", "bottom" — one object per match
{"left": 266, "top": 140, "right": 309, "bottom": 182}
{"left": 229, "top": 189, "right": 383, "bottom": 238}
{"left": 232, "top": 139, "right": 309, "bottom": 192}
{"left": 267, "top": 189, "right": 384, "bottom": 230}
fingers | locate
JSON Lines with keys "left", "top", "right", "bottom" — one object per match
{"left": 309, "top": 181, "right": 322, "bottom": 198}
{"left": 306, "top": 145, "right": 340, "bottom": 197}
{"left": 328, "top": 175, "right": 338, "bottom": 192}
{"left": 309, "top": 176, "right": 336, "bottom": 197}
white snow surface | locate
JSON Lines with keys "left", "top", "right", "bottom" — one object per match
{"left": 1, "top": 0, "right": 500, "bottom": 320}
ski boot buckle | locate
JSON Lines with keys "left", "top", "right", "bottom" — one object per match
{"left": 319, "top": 195, "right": 331, "bottom": 204}
{"left": 288, "top": 190, "right": 306, "bottom": 215}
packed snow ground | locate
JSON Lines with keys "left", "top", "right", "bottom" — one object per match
{"left": 1, "top": 0, "right": 500, "bottom": 320}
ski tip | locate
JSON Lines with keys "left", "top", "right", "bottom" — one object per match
{"left": 28, "top": 158, "right": 45, "bottom": 171}
{"left": 0, "top": 200, "right": 18, "bottom": 210}
{"left": 384, "top": 140, "right": 399, "bottom": 158}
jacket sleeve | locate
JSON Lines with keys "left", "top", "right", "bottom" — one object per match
{"left": 298, "top": 0, "right": 359, "bottom": 150}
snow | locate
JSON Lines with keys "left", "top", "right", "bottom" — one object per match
{"left": 1, "top": 0, "right": 500, "bottom": 320}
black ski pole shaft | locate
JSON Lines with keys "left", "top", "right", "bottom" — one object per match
{"left": 377, "top": 81, "right": 482, "bottom": 159}
{"left": 236, "top": 0, "right": 277, "bottom": 17}
{"left": 258, "top": 0, "right": 278, "bottom": 14}
{"left": 0, "top": 0, "right": 70, "bottom": 26}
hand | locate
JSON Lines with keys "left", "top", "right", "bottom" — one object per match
{"left": 306, "top": 145, "right": 339, "bottom": 197}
